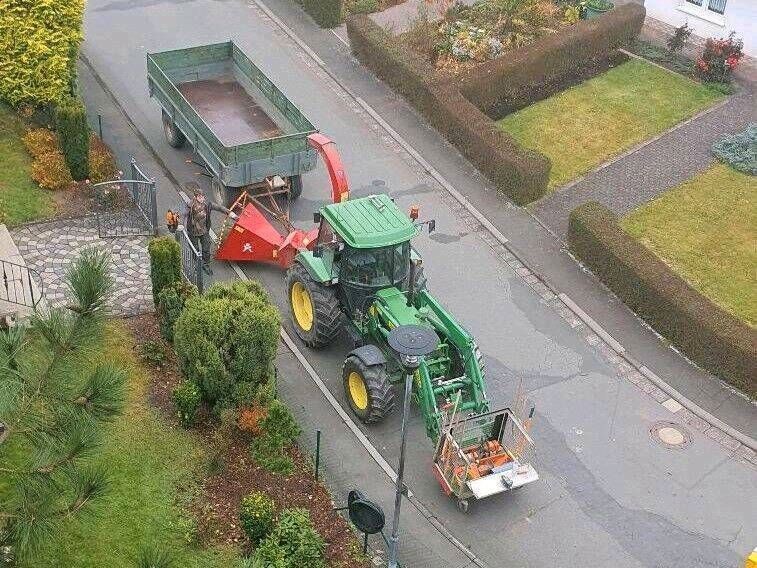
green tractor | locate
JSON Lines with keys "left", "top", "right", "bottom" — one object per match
{"left": 286, "top": 194, "right": 489, "bottom": 441}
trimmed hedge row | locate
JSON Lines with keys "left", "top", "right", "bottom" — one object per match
{"left": 346, "top": 15, "right": 550, "bottom": 205}
{"left": 568, "top": 202, "right": 757, "bottom": 396}
{"left": 295, "top": 0, "right": 342, "bottom": 28}
{"left": 455, "top": 4, "right": 646, "bottom": 117}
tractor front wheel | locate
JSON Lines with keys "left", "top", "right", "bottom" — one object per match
{"left": 287, "top": 264, "right": 342, "bottom": 348}
{"left": 342, "top": 356, "right": 395, "bottom": 424}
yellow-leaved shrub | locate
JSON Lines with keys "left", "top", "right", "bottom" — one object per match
{"left": 0, "top": 0, "right": 85, "bottom": 107}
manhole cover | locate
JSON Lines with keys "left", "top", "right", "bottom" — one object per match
{"left": 650, "top": 421, "right": 691, "bottom": 449}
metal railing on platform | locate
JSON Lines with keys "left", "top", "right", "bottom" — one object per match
{"left": 0, "top": 259, "right": 43, "bottom": 310}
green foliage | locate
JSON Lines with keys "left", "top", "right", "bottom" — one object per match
{"left": 239, "top": 492, "right": 276, "bottom": 546}
{"left": 148, "top": 237, "right": 182, "bottom": 308}
{"left": 0, "top": 248, "right": 126, "bottom": 562}
{"left": 627, "top": 38, "right": 693, "bottom": 76}
{"left": 298, "top": 0, "right": 343, "bottom": 28}
{"left": 172, "top": 380, "right": 203, "bottom": 427}
{"left": 140, "top": 340, "right": 167, "bottom": 367}
{"left": 173, "top": 281, "right": 280, "bottom": 409}
{"left": 137, "top": 545, "right": 174, "bottom": 568}
{"left": 711, "top": 124, "right": 756, "bottom": 175}
{"left": 0, "top": 0, "right": 84, "bottom": 107}
{"left": 55, "top": 96, "right": 90, "bottom": 181}
{"left": 666, "top": 22, "right": 692, "bottom": 54}
{"left": 349, "top": 0, "right": 378, "bottom": 14}
{"left": 253, "top": 509, "right": 325, "bottom": 568}
{"left": 249, "top": 400, "right": 301, "bottom": 475}
{"left": 568, "top": 201, "right": 756, "bottom": 396}
{"left": 563, "top": 5, "right": 580, "bottom": 24}
{"left": 157, "top": 280, "right": 197, "bottom": 342}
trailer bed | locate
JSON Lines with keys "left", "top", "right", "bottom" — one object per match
{"left": 177, "top": 77, "right": 282, "bottom": 147}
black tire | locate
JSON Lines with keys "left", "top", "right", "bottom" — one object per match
{"left": 161, "top": 110, "right": 186, "bottom": 149}
{"left": 286, "top": 263, "right": 342, "bottom": 348}
{"left": 342, "top": 355, "right": 395, "bottom": 424}
{"left": 288, "top": 175, "right": 303, "bottom": 200}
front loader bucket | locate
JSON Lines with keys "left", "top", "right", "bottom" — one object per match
{"left": 215, "top": 203, "right": 317, "bottom": 269}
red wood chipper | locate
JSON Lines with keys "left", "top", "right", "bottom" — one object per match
{"left": 210, "top": 133, "right": 349, "bottom": 269}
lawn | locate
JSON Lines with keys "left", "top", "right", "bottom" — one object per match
{"left": 497, "top": 59, "right": 724, "bottom": 190}
{"left": 621, "top": 164, "right": 756, "bottom": 326}
{"left": 0, "top": 105, "right": 54, "bottom": 226}
{"left": 27, "top": 322, "right": 244, "bottom": 568}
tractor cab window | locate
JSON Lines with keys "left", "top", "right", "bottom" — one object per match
{"left": 342, "top": 242, "right": 410, "bottom": 288}
{"left": 318, "top": 220, "right": 338, "bottom": 247}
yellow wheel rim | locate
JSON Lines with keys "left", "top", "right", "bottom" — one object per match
{"left": 291, "top": 282, "right": 314, "bottom": 332}
{"left": 348, "top": 371, "right": 369, "bottom": 410}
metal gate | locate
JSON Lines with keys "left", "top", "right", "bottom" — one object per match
{"left": 174, "top": 226, "right": 204, "bottom": 293}
{"left": 0, "top": 259, "right": 43, "bottom": 310}
{"left": 94, "top": 159, "right": 158, "bottom": 238}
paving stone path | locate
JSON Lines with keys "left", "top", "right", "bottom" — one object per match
{"left": 12, "top": 216, "right": 152, "bottom": 316}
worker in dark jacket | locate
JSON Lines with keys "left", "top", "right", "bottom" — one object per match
{"left": 184, "top": 183, "right": 236, "bottom": 274}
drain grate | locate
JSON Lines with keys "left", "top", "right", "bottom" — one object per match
{"left": 650, "top": 421, "right": 691, "bottom": 449}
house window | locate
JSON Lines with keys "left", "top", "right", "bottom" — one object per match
{"left": 685, "top": 0, "right": 703, "bottom": 5}
{"left": 707, "top": 0, "right": 726, "bottom": 14}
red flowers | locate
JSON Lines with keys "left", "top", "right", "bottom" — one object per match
{"left": 695, "top": 32, "right": 744, "bottom": 83}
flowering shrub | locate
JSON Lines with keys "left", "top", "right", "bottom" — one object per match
{"left": 239, "top": 491, "right": 276, "bottom": 546}
{"left": 695, "top": 32, "right": 743, "bottom": 83}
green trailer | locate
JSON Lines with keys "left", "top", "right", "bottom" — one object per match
{"left": 147, "top": 41, "right": 318, "bottom": 201}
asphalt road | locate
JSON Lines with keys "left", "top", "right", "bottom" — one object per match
{"left": 83, "top": 1, "right": 757, "bottom": 566}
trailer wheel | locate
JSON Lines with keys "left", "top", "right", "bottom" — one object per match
{"left": 287, "top": 263, "right": 342, "bottom": 348}
{"left": 162, "top": 110, "right": 186, "bottom": 149}
{"left": 289, "top": 175, "right": 303, "bottom": 200}
{"left": 342, "top": 355, "right": 395, "bottom": 424}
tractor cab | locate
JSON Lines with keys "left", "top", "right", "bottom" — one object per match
{"left": 308, "top": 194, "right": 419, "bottom": 324}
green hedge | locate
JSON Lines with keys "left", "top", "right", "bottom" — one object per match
{"left": 568, "top": 202, "right": 757, "bottom": 396}
{"left": 455, "top": 4, "right": 646, "bottom": 117}
{"left": 55, "top": 97, "right": 90, "bottom": 181}
{"left": 346, "top": 15, "right": 550, "bottom": 205}
{"left": 0, "top": 0, "right": 84, "bottom": 108}
{"left": 147, "top": 237, "right": 182, "bottom": 307}
{"left": 296, "top": 0, "right": 342, "bottom": 28}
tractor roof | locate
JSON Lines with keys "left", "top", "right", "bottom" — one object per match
{"left": 321, "top": 194, "right": 417, "bottom": 249}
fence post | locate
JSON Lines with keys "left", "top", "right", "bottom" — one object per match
{"left": 315, "top": 429, "right": 321, "bottom": 481}
{"left": 149, "top": 180, "right": 159, "bottom": 236}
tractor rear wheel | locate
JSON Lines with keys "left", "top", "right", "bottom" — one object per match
{"left": 162, "top": 110, "right": 186, "bottom": 149}
{"left": 342, "top": 356, "right": 395, "bottom": 424}
{"left": 287, "top": 263, "right": 342, "bottom": 348}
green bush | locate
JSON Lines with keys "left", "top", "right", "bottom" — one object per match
{"left": 173, "top": 281, "right": 280, "bottom": 409}
{"left": 157, "top": 280, "right": 197, "bottom": 342}
{"left": 346, "top": 15, "right": 550, "bottom": 205}
{"left": 712, "top": 124, "right": 756, "bottom": 175}
{"left": 55, "top": 96, "right": 90, "bottom": 181}
{"left": 298, "top": 0, "right": 343, "bottom": 28}
{"left": 568, "top": 201, "right": 757, "bottom": 396}
{"left": 172, "top": 380, "right": 203, "bottom": 427}
{"left": 250, "top": 400, "right": 301, "bottom": 475}
{"left": 350, "top": 0, "right": 379, "bottom": 14}
{"left": 148, "top": 237, "right": 182, "bottom": 307}
{"left": 136, "top": 544, "right": 174, "bottom": 568}
{"left": 239, "top": 491, "right": 277, "bottom": 546}
{"left": 0, "top": 0, "right": 84, "bottom": 107}
{"left": 140, "top": 340, "right": 167, "bottom": 367}
{"left": 253, "top": 508, "right": 325, "bottom": 568}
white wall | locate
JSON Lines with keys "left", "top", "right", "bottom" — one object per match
{"left": 644, "top": 0, "right": 756, "bottom": 57}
